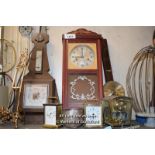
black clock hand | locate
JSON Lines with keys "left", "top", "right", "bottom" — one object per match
{"left": 81, "top": 47, "right": 84, "bottom": 58}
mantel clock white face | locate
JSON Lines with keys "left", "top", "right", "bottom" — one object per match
{"left": 68, "top": 43, "right": 97, "bottom": 69}
{"left": 85, "top": 105, "right": 102, "bottom": 127}
{"left": 45, "top": 106, "right": 56, "bottom": 125}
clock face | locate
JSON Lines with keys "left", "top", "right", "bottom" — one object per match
{"left": 85, "top": 105, "right": 102, "bottom": 127}
{"left": 68, "top": 43, "right": 97, "bottom": 69}
{"left": 45, "top": 106, "right": 56, "bottom": 125}
{"left": 19, "top": 26, "right": 32, "bottom": 36}
{"left": 70, "top": 45, "right": 95, "bottom": 67}
{"left": 23, "top": 83, "right": 49, "bottom": 108}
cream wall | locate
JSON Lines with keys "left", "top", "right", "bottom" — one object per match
{"left": 47, "top": 26, "right": 155, "bottom": 102}
{"left": 4, "top": 26, "right": 155, "bottom": 104}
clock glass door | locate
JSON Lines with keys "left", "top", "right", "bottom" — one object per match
{"left": 67, "top": 74, "right": 99, "bottom": 108}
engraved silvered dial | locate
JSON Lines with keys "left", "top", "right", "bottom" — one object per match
{"left": 70, "top": 45, "right": 95, "bottom": 67}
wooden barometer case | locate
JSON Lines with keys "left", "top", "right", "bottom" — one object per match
{"left": 21, "top": 28, "right": 58, "bottom": 124}
{"left": 62, "top": 28, "right": 104, "bottom": 109}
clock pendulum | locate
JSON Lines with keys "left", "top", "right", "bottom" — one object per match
{"left": 21, "top": 26, "right": 59, "bottom": 124}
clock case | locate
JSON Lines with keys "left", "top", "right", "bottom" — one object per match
{"left": 20, "top": 31, "right": 58, "bottom": 124}
{"left": 62, "top": 29, "right": 105, "bottom": 109}
{"left": 84, "top": 102, "right": 103, "bottom": 128}
{"left": 102, "top": 96, "right": 133, "bottom": 127}
{"left": 43, "top": 103, "right": 62, "bottom": 128}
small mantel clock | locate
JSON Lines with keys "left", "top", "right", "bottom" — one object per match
{"left": 62, "top": 28, "right": 104, "bottom": 109}
{"left": 21, "top": 27, "right": 58, "bottom": 124}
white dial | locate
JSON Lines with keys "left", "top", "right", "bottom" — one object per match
{"left": 45, "top": 106, "right": 56, "bottom": 125}
{"left": 70, "top": 45, "right": 95, "bottom": 67}
{"left": 86, "top": 106, "right": 102, "bottom": 126}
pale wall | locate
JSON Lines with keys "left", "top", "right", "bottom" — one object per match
{"left": 4, "top": 26, "right": 155, "bottom": 104}
{"left": 46, "top": 26, "right": 155, "bottom": 102}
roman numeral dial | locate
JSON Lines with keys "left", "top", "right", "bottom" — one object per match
{"left": 70, "top": 45, "right": 95, "bottom": 67}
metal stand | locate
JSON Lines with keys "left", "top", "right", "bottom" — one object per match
{"left": 0, "top": 50, "right": 30, "bottom": 128}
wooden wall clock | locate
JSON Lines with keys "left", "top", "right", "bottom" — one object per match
{"left": 62, "top": 28, "right": 104, "bottom": 109}
{"left": 21, "top": 27, "right": 58, "bottom": 124}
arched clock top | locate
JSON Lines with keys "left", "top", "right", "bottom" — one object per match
{"left": 62, "top": 28, "right": 103, "bottom": 39}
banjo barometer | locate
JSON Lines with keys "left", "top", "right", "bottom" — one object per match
{"left": 21, "top": 27, "right": 58, "bottom": 124}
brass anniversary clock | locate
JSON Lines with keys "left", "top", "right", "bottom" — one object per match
{"left": 62, "top": 29, "right": 104, "bottom": 109}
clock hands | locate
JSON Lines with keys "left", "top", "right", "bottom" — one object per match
{"left": 47, "top": 111, "right": 56, "bottom": 118}
{"left": 70, "top": 45, "right": 94, "bottom": 67}
{"left": 81, "top": 47, "right": 84, "bottom": 58}
{"left": 74, "top": 47, "right": 84, "bottom": 59}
